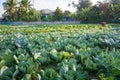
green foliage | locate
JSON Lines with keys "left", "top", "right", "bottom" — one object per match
{"left": 71, "top": 0, "right": 120, "bottom": 23}
{"left": 54, "top": 7, "right": 64, "bottom": 21}
{"left": 2, "top": 0, "right": 17, "bottom": 21}
{"left": 2, "top": 0, "right": 41, "bottom": 21}
{"left": 72, "top": 0, "right": 92, "bottom": 11}
{"left": 0, "top": 24, "right": 120, "bottom": 80}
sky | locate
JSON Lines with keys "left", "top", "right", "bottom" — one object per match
{"left": 0, "top": 0, "right": 103, "bottom": 18}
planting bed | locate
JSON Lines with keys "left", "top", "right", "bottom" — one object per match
{"left": 0, "top": 24, "right": 120, "bottom": 80}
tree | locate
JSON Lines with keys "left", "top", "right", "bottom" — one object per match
{"left": 96, "top": 1, "right": 112, "bottom": 22}
{"left": 70, "top": 0, "right": 92, "bottom": 22}
{"left": 110, "top": 0, "right": 120, "bottom": 4}
{"left": 64, "top": 10, "right": 71, "bottom": 17}
{"left": 2, "top": 0, "right": 17, "bottom": 21}
{"left": 17, "top": 0, "right": 32, "bottom": 21}
{"left": 28, "top": 8, "right": 41, "bottom": 21}
{"left": 72, "top": 0, "right": 92, "bottom": 11}
{"left": 71, "top": 0, "right": 116, "bottom": 23}
{"left": 63, "top": 10, "right": 71, "bottom": 21}
{"left": 110, "top": 0, "right": 120, "bottom": 20}
{"left": 54, "top": 7, "right": 64, "bottom": 21}
{"left": 87, "top": 5, "right": 101, "bottom": 23}
{"left": 20, "top": 0, "right": 31, "bottom": 11}
{"left": 76, "top": 7, "right": 91, "bottom": 23}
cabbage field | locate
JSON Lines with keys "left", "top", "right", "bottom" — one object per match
{"left": 0, "top": 24, "right": 120, "bottom": 80}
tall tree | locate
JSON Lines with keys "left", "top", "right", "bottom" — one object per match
{"left": 70, "top": 0, "right": 92, "bottom": 22}
{"left": 29, "top": 8, "right": 41, "bottom": 21}
{"left": 3, "top": 0, "right": 17, "bottom": 21}
{"left": 110, "top": 0, "right": 120, "bottom": 4}
{"left": 72, "top": 0, "right": 92, "bottom": 11}
{"left": 20, "top": 0, "right": 31, "bottom": 11}
{"left": 96, "top": 1, "right": 112, "bottom": 22}
{"left": 54, "top": 7, "right": 64, "bottom": 21}
{"left": 109, "top": 0, "right": 120, "bottom": 22}
{"left": 17, "top": 0, "right": 32, "bottom": 21}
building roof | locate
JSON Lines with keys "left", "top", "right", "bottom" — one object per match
{"left": 40, "top": 9, "right": 54, "bottom": 15}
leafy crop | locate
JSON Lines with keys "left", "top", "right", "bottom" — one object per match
{"left": 0, "top": 24, "right": 120, "bottom": 80}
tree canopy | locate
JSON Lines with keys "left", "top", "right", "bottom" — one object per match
{"left": 71, "top": 0, "right": 120, "bottom": 23}
{"left": 54, "top": 7, "right": 64, "bottom": 21}
{"left": 72, "top": 0, "right": 92, "bottom": 11}
{"left": 2, "top": 0, "right": 41, "bottom": 21}
{"left": 2, "top": 0, "right": 120, "bottom": 23}
{"left": 3, "top": 0, "right": 17, "bottom": 21}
